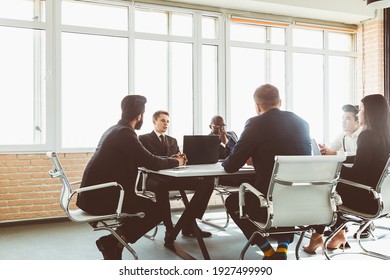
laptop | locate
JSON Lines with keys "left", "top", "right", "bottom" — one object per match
{"left": 311, "top": 138, "right": 322, "bottom": 155}
{"left": 183, "top": 135, "right": 220, "bottom": 165}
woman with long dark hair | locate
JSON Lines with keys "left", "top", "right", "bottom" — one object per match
{"left": 303, "top": 94, "right": 390, "bottom": 253}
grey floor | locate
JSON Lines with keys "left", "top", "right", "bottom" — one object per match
{"left": 1, "top": 207, "right": 390, "bottom": 260}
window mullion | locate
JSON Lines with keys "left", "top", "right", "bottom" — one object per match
{"left": 193, "top": 12, "right": 202, "bottom": 134}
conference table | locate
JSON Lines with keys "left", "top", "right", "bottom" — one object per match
{"left": 138, "top": 162, "right": 255, "bottom": 260}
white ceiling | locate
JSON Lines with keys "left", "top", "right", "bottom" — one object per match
{"left": 167, "top": 0, "right": 378, "bottom": 24}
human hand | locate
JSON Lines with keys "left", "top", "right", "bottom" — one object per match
{"left": 219, "top": 129, "right": 227, "bottom": 144}
{"left": 319, "top": 144, "right": 336, "bottom": 155}
{"left": 172, "top": 153, "right": 188, "bottom": 166}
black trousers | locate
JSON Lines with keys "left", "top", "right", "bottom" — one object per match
{"left": 121, "top": 194, "right": 163, "bottom": 243}
{"left": 225, "top": 192, "right": 294, "bottom": 246}
{"left": 145, "top": 174, "right": 214, "bottom": 231}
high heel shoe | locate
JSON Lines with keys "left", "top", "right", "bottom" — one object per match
{"left": 326, "top": 231, "right": 350, "bottom": 251}
{"left": 303, "top": 233, "right": 324, "bottom": 254}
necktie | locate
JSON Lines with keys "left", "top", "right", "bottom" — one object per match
{"left": 160, "top": 134, "right": 167, "bottom": 155}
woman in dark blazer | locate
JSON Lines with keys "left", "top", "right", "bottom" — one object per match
{"left": 304, "top": 94, "right": 390, "bottom": 253}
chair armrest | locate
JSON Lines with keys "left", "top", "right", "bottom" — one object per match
{"left": 71, "top": 182, "right": 125, "bottom": 217}
{"left": 338, "top": 179, "right": 380, "bottom": 199}
{"left": 74, "top": 182, "right": 123, "bottom": 193}
{"left": 238, "top": 182, "right": 267, "bottom": 218}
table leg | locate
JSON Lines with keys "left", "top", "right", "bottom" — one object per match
{"left": 164, "top": 188, "right": 211, "bottom": 260}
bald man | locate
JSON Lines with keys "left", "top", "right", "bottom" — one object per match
{"left": 223, "top": 84, "right": 311, "bottom": 260}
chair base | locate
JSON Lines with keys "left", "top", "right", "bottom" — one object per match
{"left": 324, "top": 219, "right": 390, "bottom": 260}
{"left": 91, "top": 221, "right": 139, "bottom": 260}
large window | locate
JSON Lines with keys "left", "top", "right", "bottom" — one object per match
{"left": 228, "top": 19, "right": 356, "bottom": 145}
{"left": 0, "top": 0, "right": 357, "bottom": 152}
{"left": 0, "top": 0, "right": 46, "bottom": 148}
{"left": 229, "top": 21, "right": 286, "bottom": 135}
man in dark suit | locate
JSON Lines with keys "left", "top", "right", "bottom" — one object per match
{"left": 139, "top": 110, "right": 213, "bottom": 239}
{"left": 76, "top": 96, "right": 186, "bottom": 260}
{"left": 223, "top": 84, "right": 311, "bottom": 260}
{"left": 209, "top": 115, "right": 255, "bottom": 186}
{"left": 209, "top": 115, "right": 238, "bottom": 159}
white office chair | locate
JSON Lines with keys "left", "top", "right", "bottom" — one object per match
{"left": 238, "top": 155, "right": 345, "bottom": 260}
{"left": 324, "top": 155, "right": 390, "bottom": 260}
{"left": 47, "top": 151, "right": 145, "bottom": 260}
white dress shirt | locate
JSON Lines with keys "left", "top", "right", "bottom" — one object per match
{"left": 329, "top": 126, "right": 363, "bottom": 156}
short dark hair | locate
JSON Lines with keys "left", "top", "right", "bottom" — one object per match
{"left": 342, "top": 104, "right": 359, "bottom": 121}
{"left": 121, "top": 95, "right": 147, "bottom": 121}
{"left": 153, "top": 110, "right": 169, "bottom": 121}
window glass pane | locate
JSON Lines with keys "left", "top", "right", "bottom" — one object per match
{"left": 293, "top": 28, "right": 323, "bottom": 49}
{"left": 202, "top": 45, "right": 218, "bottom": 134}
{"left": 202, "top": 16, "right": 217, "bottom": 39}
{"left": 328, "top": 56, "right": 354, "bottom": 143}
{"left": 230, "top": 47, "right": 265, "bottom": 136}
{"left": 269, "top": 50, "right": 286, "bottom": 108}
{"left": 293, "top": 53, "right": 324, "bottom": 141}
{"left": 62, "top": 0, "right": 128, "bottom": 30}
{"left": 61, "top": 33, "right": 128, "bottom": 148}
{"left": 270, "top": 27, "right": 285, "bottom": 45}
{"left": 329, "top": 32, "right": 354, "bottom": 52}
{"left": 135, "top": 39, "right": 168, "bottom": 136}
{"left": 0, "top": 26, "right": 45, "bottom": 145}
{"left": 135, "top": 9, "right": 168, "bottom": 34}
{"left": 171, "top": 13, "right": 192, "bottom": 37}
{"left": 171, "top": 42, "right": 193, "bottom": 146}
{"left": 0, "top": 0, "right": 45, "bottom": 22}
{"left": 230, "top": 23, "right": 265, "bottom": 43}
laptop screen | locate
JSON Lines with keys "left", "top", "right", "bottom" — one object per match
{"left": 183, "top": 135, "right": 220, "bottom": 165}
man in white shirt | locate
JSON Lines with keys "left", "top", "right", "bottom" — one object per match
{"left": 320, "top": 104, "right": 361, "bottom": 156}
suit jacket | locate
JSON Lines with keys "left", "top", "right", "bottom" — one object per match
{"left": 223, "top": 108, "right": 311, "bottom": 194}
{"left": 337, "top": 129, "right": 390, "bottom": 215}
{"left": 341, "top": 129, "right": 390, "bottom": 188}
{"left": 76, "top": 120, "right": 179, "bottom": 214}
{"left": 139, "top": 131, "right": 180, "bottom": 157}
{"left": 210, "top": 131, "right": 238, "bottom": 159}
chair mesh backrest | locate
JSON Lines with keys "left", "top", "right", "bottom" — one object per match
{"left": 265, "top": 155, "right": 344, "bottom": 228}
{"left": 376, "top": 156, "right": 390, "bottom": 215}
{"left": 48, "top": 152, "right": 72, "bottom": 212}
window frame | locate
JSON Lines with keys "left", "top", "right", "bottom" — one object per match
{"left": 0, "top": 0, "right": 358, "bottom": 153}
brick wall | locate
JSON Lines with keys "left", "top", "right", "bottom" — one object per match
{"left": 0, "top": 153, "right": 222, "bottom": 223}
{"left": 0, "top": 153, "right": 90, "bottom": 222}
{"left": 357, "top": 18, "right": 384, "bottom": 98}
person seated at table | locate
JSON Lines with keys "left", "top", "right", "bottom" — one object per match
{"left": 209, "top": 115, "right": 255, "bottom": 186}
{"left": 319, "top": 104, "right": 365, "bottom": 237}
{"left": 303, "top": 94, "right": 390, "bottom": 254}
{"left": 319, "top": 104, "right": 362, "bottom": 158}
{"left": 209, "top": 115, "right": 238, "bottom": 159}
{"left": 76, "top": 95, "right": 186, "bottom": 260}
{"left": 139, "top": 110, "right": 213, "bottom": 240}
{"left": 223, "top": 84, "right": 312, "bottom": 260}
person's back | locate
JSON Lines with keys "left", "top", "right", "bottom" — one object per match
{"left": 75, "top": 95, "right": 185, "bottom": 260}
{"left": 223, "top": 84, "right": 311, "bottom": 260}
{"left": 223, "top": 108, "right": 311, "bottom": 193}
